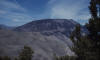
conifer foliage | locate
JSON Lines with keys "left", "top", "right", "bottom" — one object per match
{"left": 70, "top": 25, "right": 92, "bottom": 60}
{"left": 87, "top": 0, "right": 100, "bottom": 60}
{"left": 0, "top": 46, "right": 34, "bottom": 60}
{"left": 18, "top": 46, "right": 34, "bottom": 60}
{"left": 70, "top": 0, "right": 100, "bottom": 60}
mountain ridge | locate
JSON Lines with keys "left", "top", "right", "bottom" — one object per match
{"left": 14, "top": 19, "right": 79, "bottom": 36}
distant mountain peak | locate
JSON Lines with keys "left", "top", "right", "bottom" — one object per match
{"left": 0, "top": 24, "right": 15, "bottom": 30}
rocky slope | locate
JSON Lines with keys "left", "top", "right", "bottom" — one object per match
{"left": 0, "top": 19, "right": 78, "bottom": 60}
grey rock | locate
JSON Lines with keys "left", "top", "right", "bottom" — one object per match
{"left": 0, "top": 19, "right": 79, "bottom": 60}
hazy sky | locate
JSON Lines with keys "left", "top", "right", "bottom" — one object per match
{"left": 0, "top": 0, "right": 90, "bottom": 26}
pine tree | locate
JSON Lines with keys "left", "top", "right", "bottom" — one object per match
{"left": 96, "top": 0, "right": 100, "bottom": 17}
{"left": 70, "top": 25, "right": 83, "bottom": 60}
{"left": 70, "top": 24, "right": 93, "bottom": 60}
{"left": 89, "top": 0, "right": 97, "bottom": 18}
{"left": 86, "top": 0, "right": 100, "bottom": 60}
{"left": 18, "top": 46, "right": 34, "bottom": 60}
{"left": 69, "top": 0, "right": 100, "bottom": 60}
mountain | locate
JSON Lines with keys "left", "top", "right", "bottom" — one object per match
{"left": 0, "top": 24, "right": 14, "bottom": 30}
{"left": 0, "top": 19, "right": 79, "bottom": 60}
{"left": 14, "top": 19, "right": 78, "bottom": 36}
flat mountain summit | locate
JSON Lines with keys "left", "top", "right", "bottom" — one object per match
{"left": 0, "top": 19, "right": 79, "bottom": 60}
{"left": 14, "top": 19, "right": 78, "bottom": 36}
